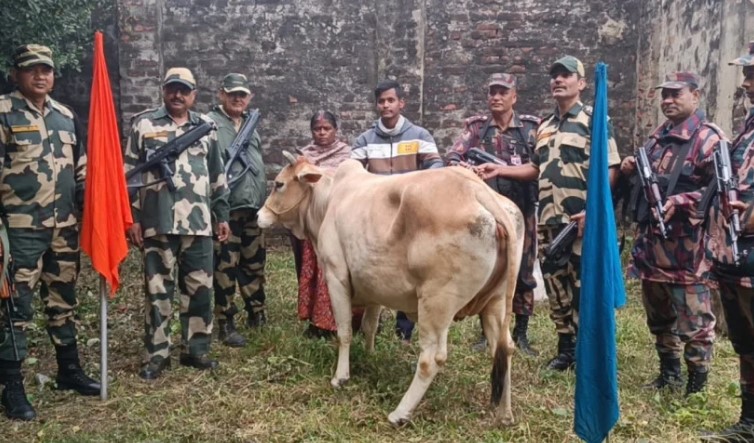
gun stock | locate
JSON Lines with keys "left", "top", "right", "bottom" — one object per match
{"left": 543, "top": 220, "right": 579, "bottom": 267}
{"left": 714, "top": 140, "right": 743, "bottom": 265}
{"left": 466, "top": 147, "right": 506, "bottom": 166}
{"left": 225, "top": 110, "right": 261, "bottom": 187}
{"left": 636, "top": 147, "right": 670, "bottom": 239}
{"left": 126, "top": 121, "right": 214, "bottom": 196}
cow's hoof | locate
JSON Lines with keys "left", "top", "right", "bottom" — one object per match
{"left": 493, "top": 412, "right": 515, "bottom": 426}
{"left": 330, "top": 377, "right": 349, "bottom": 388}
{"left": 388, "top": 411, "right": 410, "bottom": 428}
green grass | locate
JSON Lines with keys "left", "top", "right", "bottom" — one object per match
{"left": 1, "top": 245, "right": 741, "bottom": 442}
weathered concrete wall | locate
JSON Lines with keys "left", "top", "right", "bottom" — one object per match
{"left": 635, "top": 0, "right": 754, "bottom": 143}
{"left": 115, "top": 0, "right": 640, "bottom": 169}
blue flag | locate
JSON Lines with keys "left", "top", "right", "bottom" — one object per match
{"left": 574, "top": 62, "right": 627, "bottom": 443}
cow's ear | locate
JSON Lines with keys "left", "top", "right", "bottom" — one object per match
{"left": 297, "top": 164, "right": 323, "bottom": 184}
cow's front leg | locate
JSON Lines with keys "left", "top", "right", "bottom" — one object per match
{"left": 326, "top": 274, "right": 353, "bottom": 388}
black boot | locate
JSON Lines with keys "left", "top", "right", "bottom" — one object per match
{"left": 643, "top": 355, "right": 683, "bottom": 390}
{"left": 513, "top": 314, "right": 539, "bottom": 357}
{"left": 245, "top": 292, "right": 267, "bottom": 328}
{"left": 686, "top": 367, "right": 709, "bottom": 396}
{"left": 701, "top": 391, "right": 754, "bottom": 442}
{"left": 546, "top": 333, "right": 575, "bottom": 371}
{"left": 55, "top": 344, "right": 100, "bottom": 396}
{"left": 218, "top": 316, "right": 247, "bottom": 348}
{"left": 0, "top": 360, "right": 35, "bottom": 421}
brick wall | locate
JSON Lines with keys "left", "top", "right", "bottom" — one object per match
{"left": 112, "top": 0, "right": 640, "bottom": 172}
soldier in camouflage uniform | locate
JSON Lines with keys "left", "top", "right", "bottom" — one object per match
{"left": 478, "top": 56, "right": 621, "bottom": 371}
{"left": 446, "top": 73, "right": 541, "bottom": 356}
{"left": 700, "top": 43, "right": 754, "bottom": 442}
{"left": 0, "top": 44, "right": 101, "bottom": 420}
{"left": 208, "top": 74, "right": 267, "bottom": 348}
{"left": 125, "top": 68, "right": 230, "bottom": 380}
{"left": 621, "top": 72, "right": 722, "bottom": 396}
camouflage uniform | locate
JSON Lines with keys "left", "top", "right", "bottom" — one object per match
{"left": 0, "top": 89, "right": 86, "bottom": 361}
{"left": 207, "top": 103, "right": 266, "bottom": 326}
{"left": 629, "top": 105, "right": 721, "bottom": 375}
{"left": 534, "top": 102, "right": 621, "bottom": 336}
{"left": 125, "top": 106, "right": 229, "bottom": 365}
{"left": 447, "top": 111, "right": 540, "bottom": 316}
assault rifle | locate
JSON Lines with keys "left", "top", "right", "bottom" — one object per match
{"left": 126, "top": 121, "right": 214, "bottom": 197}
{"left": 225, "top": 110, "right": 261, "bottom": 188}
{"left": 713, "top": 140, "right": 743, "bottom": 265}
{"left": 636, "top": 146, "right": 670, "bottom": 239}
{"left": 543, "top": 220, "right": 578, "bottom": 268}
{"left": 466, "top": 147, "right": 506, "bottom": 166}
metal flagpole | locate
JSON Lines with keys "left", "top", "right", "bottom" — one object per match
{"left": 100, "top": 275, "right": 108, "bottom": 401}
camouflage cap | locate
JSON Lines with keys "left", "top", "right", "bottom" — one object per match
{"left": 655, "top": 72, "right": 700, "bottom": 90}
{"left": 12, "top": 44, "right": 54, "bottom": 69}
{"left": 222, "top": 73, "right": 251, "bottom": 94}
{"left": 549, "top": 55, "right": 585, "bottom": 77}
{"left": 163, "top": 67, "right": 196, "bottom": 90}
{"left": 487, "top": 73, "right": 516, "bottom": 89}
{"left": 729, "top": 41, "right": 754, "bottom": 67}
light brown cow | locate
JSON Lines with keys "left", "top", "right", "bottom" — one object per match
{"left": 258, "top": 153, "right": 524, "bottom": 426}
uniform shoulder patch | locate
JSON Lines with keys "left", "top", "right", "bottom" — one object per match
{"left": 129, "top": 107, "right": 159, "bottom": 124}
{"left": 49, "top": 99, "right": 74, "bottom": 119}
{"left": 464, "top": 114, "right": 488, "bottom": 127}
{"left": 519, "top": 114, "right": 541, "bottom": 124}
{"left": 0, "top": 96, "right": 11, "bottom": 114}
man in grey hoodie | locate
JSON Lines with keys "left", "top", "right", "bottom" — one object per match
{"left": 352, "top": 79, "right": 443, "bottom": 343}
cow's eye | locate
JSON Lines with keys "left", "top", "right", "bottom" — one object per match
{"left": 274, "top": 181, "right": 284, "bottom": 190}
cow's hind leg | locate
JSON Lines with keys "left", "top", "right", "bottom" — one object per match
{"left": 481, "top": 296, "right": 514, "bottom": 425}
{"left": 388, "top": 297, "right": 455, "bottom": 427}
{"left": 326, "top": 273, "right": 354, "bottom": 388}
{"left": 361, "top": 304, "right": 381, "bottom": 353}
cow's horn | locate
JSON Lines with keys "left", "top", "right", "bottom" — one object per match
{"left": 294, "top": 147, "right": 304, "bottom": 155}
{"left": 282, "top": 150, "right": 297, "bottom": 166}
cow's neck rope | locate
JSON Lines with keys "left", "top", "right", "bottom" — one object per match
{"left": 263, "top": 191, "right": 309, "bottom": 217}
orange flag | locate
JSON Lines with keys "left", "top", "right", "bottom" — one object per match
{"left": 81, "top": 31, "right": 133, "bottom": 296}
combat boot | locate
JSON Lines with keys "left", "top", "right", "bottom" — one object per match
{"left": 643, "top": 355, "right": 683, "bottom": 390}
{"left": 218, "top": 316, "right": 247, "bottom": 348}
{"left": 546, "top": 333, "right": 575, "bottom": 371}
{"left": 55, "top": 344, "right": 101, "bottom": 396}
{"left": 0, "top": 360, "right": 35, "bottom": 421}
{"left": 245, "top": 291, "right": 267, "bottom": 328}
{"left": 513, "top": 314, "right": 539, "bottom": 357}
{"left": 701, "top": 391, "right": 754, "bottom": 442}
{"left": 685, "top": 367, "right": 709, "bottom": 396}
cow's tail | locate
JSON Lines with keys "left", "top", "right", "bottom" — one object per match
{"left": 491, "top": 338, "right": 508, "bottom": 407}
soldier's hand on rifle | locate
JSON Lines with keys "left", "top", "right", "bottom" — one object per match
{"left": 127, "top": 223, "right": 143, "bottom": 248}
{"left": 570, "top": 211, "right": 586, "bottom": 237}
{"left": 216, "top": 222, "right": 230, "bottom": 243}
{"left": 662, "top": 199, "right": 677, "bottom": 223}
{"left": 476, "top": 163, "right": 504, "bottom": 180}
{"left": 724, "top": 200, "right": 749, "bottom": 229}
{"left": 620, "top": 156, "right": 636, "bottom": 176}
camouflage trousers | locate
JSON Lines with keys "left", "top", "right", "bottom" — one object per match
{"left": 0, "top": 226, "right": 80, "bottom": 361}
{"left": 641, "top": 280, "right": 715, "bottom": 370}
{"left": 538, "top": 225, "right": 582, "bottom": 335}
{"left": 718, "top": 280, "right": 754, "bottom": 395}
{"left": 143, "top": 235, "right": 213, "bottom": 363}
{"left": 513, "top": 209, "right": 537, "bottom": 316}
{"left": 213, "top": 209, "right": 266, "bottom": 321}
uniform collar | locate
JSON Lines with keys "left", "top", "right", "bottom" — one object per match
{"left": 553, "top": 101, "right": 583, "bottom": 120}
{"left": 654, "top": 108, "right": 706, "bottom": 142}
{"left": 11, "top": 90, "right": 52, "bottom": 115}
{"left": 155, "top": 106, "right": 202, "bottom": 125}
{"left": 488, "top": 111, "right": 522, "bottom": 129}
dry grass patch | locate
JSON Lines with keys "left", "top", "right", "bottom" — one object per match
{"left": 1, "top": 247, "right": 740, "bottom": 442}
